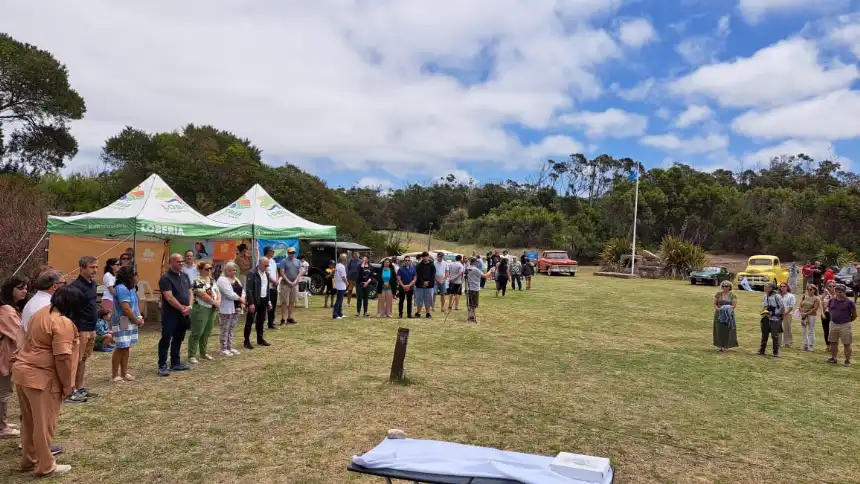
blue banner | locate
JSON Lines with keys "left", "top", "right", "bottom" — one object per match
{"left": 526, "top": 251, "right": 539, "bottom": 261}
{"left": 256, "top": 239, "right": 299, "bottom": 263}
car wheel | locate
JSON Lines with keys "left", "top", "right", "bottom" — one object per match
{"left": 309, "top": 273, "right": 326, "bottom": 295}
{"left": 710, "top": 279, "right": 718, "bottom": 286}
{"left": 571, "top": 272, "right": 576, "bottom": 277}
{"left": 690, "top": 279, "right": 696, "bottom": 285}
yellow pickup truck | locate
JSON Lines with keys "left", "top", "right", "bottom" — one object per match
{"left": 735, "top": 255, "right": 789, "bottom": 290}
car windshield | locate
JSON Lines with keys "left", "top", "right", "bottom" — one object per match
{"left": 839, "top": 266, "right": 857, "bottom": 276}
{"left": 544, "top": 253, "right": 570, "bottom": 260}
{"left": 700, "top": 267, "right": 720, "bottom": 272}
{"left": 749, "top": 259, "right": 773, "bottom": 266}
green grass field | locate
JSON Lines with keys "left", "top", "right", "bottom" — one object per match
{"left": 1, "top": 269, "right": 857, "bottom": 483}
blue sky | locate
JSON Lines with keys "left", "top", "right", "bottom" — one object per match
{"left": 3, "top": 0, "right": 860, "bottom": 189}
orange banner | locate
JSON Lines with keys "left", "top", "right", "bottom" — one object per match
{"left": 47, "top": 234, "right": 166, "bottom": 289}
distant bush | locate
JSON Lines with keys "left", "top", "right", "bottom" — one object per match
{"left": 599, "top": 237, "right": 632, "bottom": 270}
{"left": 661, "top": 235, "right": 707, "bottom": 279}
{"left": 817, "top": 244, "right": 856, "bottom": 267}
{"left": 0, "top": 175, "right": 52, "bottom": 279}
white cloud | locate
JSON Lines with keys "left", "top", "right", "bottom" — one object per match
{"left": 738, "top": 0, "right": 848, "bottom": 24}
{"left": 356, "top": 177, "right": 394, "bottom": 188}
{"left": 717, "top": 15, "right": 731, "bottom": 36}
{"left": 743, "top": 139, "right": 837, "bottom": 163}
{"left": 618, "top": 18, "right": 658, "bottom": 48}
{"left": 655, "top": 107, "right": 671, "bottom": 120}
{"left": 559, "top": 108, "right": 648, "bottom": 138}
{"left": 640, "top": 133, "right": 729, "bottom": 154}
{"left": 674, "top": 105, "right": 714, "bottom": 128}
{"left": 612, "top": 78, "right": 655, "bottom": 101}
{"left": 671, "top": 37, "right": 858, "bottom": 108}
{"left": 732, "top": 89, "right": 860, "bottom": 141}
{"left": 521, "top": 135, "right": 584, "bottom": 164}
{"left": 0, "top": 0, "right": 626, "bottom": 179}
{"left": 675, "top": 14, "right": 731, "bottom": 66}
{"left": 827, "top": 13, "right": 860, "bottom": 58}
{"left": 676, "top": 37, "right": 715, "bottom": 65}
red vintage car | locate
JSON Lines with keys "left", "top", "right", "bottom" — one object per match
{"left": 537, "top": 250, "right": 578, "bottom": 276}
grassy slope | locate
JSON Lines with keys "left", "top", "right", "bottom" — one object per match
{"left": 1, "top": 269, "right": 857, "bottom": 483}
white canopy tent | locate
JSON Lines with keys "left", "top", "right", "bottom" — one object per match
{"left": 47, "top": 174, "right": 243, "bottom": 240}
{"left": 207, "top": 184, "right": 336, "bottom": 240}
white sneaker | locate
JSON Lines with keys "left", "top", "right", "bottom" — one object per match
{"left": 230, "top": 348, "right": 241, "bottom": 355}
{"left": 220, "top": 350, "right": 233, "bottom": 357}
{"left": 188, "top": 357, "right": 199, "bottom": 364}
{"left": 45, "top": 464, "right": 72, "bottom": 477}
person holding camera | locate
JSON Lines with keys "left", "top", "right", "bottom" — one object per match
{"left": 759, "top": 283, "right": 784, "bottom": 357}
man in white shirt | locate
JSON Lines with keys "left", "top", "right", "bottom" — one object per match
{"left": 263, "top": 246, "right": 279, "bottom": 330}
{"left": 181, "top": 250, "right": 199, "bottom": 282}
{"left": 21, "top": 269, "right": 64, "bottom": 332}
{"left": 333, "top": 254, "right": 348, "bottom": 319}
{"left": 779, "top": 283, "right": 797, "bottom": 349}
{"left": 446, "top": 255, "right": 465, "bottom": 312}
{"left": 433, "top": 253, "right": 449, "bottom": 312}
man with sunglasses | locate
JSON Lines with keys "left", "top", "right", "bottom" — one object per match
{"left": 827, "top": 284, "right": 854, "bottom": 367}
{"left": 119, "top": 253, "right": 132, "bottom": 268}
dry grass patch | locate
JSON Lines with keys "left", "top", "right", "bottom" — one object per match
{"left": 1, "top": 268, "right": 858, "bottom": 483}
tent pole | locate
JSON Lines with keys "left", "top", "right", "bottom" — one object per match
{"left": 12, "top": 230, "right": 48, "bottom": 276}
{"left": 133, "top": 228, "right": 138, "bottom": 267}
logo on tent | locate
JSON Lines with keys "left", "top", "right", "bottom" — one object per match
{"left": 258, "top": 195, "right": 287, "bottom": 218}
{"left": 222, "top": 197, "right": 252, "bottom": 219}
{"left": 155, "top": 188, "right": 189, "bottom": 213}
{"left": 230, "top": 197, "right": 251, "bottom": 210}
{"left": 110, "top": 186, "right": 145, "bottom": 209}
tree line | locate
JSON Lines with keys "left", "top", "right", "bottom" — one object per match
{"left": 339, "top": 153, "right": 860, "bottom": 264}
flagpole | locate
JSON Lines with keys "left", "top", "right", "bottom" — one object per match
{"left": 630, "top": 162, "right": 640, "bottom": 276}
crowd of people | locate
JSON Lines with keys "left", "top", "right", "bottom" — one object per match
{"left": 0, "top": 244, "right": 537, "bottom": 476}
{"left": 327, "top": 248, "right": 536, "bottom": 323}
{"left": 713, "top": 275, "right": 854, "bottom": 367}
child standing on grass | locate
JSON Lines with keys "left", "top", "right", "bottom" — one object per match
{"left": 465, "top": 258, "right": 493, "bottom": 323}
{"left": 94, "top": 308, "right": 115, "bottom": 352}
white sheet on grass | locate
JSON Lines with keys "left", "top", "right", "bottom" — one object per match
{"left": 353, "top": 438, "right": 613, "bottom": 484}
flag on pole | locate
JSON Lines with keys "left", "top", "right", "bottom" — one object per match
{"left": 629, "top": 165, "right": 639, "bottom": 182}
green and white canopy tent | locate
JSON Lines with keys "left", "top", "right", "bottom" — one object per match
{"left": 207, "top": 184, "right": 336, "bottom": 240}
{"left": 47, "top": 174, "right": 241, "bottom": 239}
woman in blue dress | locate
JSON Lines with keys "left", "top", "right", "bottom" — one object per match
{"left": 376, "top": 258, "right": 394, "bottom": 318}
{"left": 111, "top": 265, "right": 143, "bottom": 383}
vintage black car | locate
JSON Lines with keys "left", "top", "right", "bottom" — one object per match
{"left": 689, "top": 266, "right": 733, "bottom": 286}
{"left": 835, "top": 265, "right": 857, "bottom": 297}
{"left": 307, "top": 241, "right": 372, "bottom": 295}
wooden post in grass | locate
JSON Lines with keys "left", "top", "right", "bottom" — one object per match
{"left": 390, "top": 327, "right": 410, "bottom": 382}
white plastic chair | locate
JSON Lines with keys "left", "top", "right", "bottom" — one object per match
{"left": 137, "top": 281, "right": 160, "bottom": 318}
{"left": 297, "top": 276, "right": 310, "bottom": 309}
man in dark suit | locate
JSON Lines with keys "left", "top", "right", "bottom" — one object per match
{"left": 244, "top": 256, "right": 272, "bottom": 349}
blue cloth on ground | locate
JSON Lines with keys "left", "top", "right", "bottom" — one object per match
{"left": 353, "top": 438, "right": 613, "bottom": 484}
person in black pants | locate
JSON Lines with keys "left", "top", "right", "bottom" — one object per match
{"left": 355, "top": 256, "right": 375, "bottom": 317}
{"left": 261, "top": 246, "right": 279, "bottom": 330}
{"left": 759, "top": 283, "right": 784, "bottom": 357}
{"left": 495, "top": 257, "right": 510, "bottom": 297}
{"left": 244, "top": 257, "right": 272, "bottom": 349}
{"left": 158, "top": 253, "right": 194, "bottom": 377}
{"left": 397, "top": 255, "right": 416, "bottom": 318}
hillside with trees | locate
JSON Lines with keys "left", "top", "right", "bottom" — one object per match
{"left": 340, "top": 154, "right": 860, "bottom": 264}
